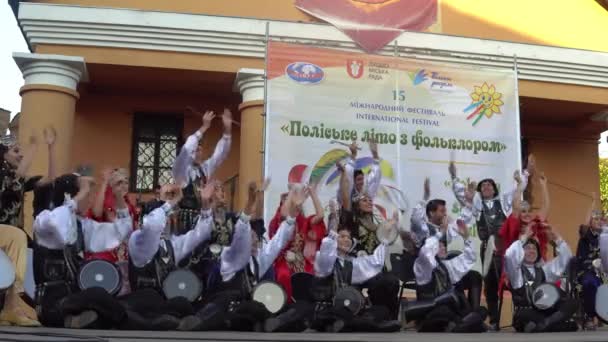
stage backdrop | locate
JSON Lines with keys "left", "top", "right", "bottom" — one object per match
{"left": 264, "top": 41, "right": 520, "bottom": 270}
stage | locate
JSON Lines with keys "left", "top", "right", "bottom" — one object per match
{"left": 1, "top": 327, "right": 608, "bottom": 342}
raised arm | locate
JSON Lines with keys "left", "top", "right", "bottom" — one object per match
{"left": 173, "top": 109, "right": 215, "bottom": 187}
{"left": 171, "top": 213, "right": 213, "bottom": 264}
{"left": 200, "top": 108, "right": 233, "bottom": 179}
{"left": 538, "top": 173, "right": 550, "bottom": 221}
{"left": 314, "top": 230, "right": 338, "bottom": 278}
{"left": 309, "top": 185, "right": 324, "bottom": 225}
{"left": 449, "top": 160, "right": 466, "bottom": 207}
{"left": 352, "top": 242, "right": 386, "bottom": 284}
{"left": 90, "top": 169, "right": 111, "bottom": 219}
{"left": 542, "top": 227, "right": 572, "bottom": 282}
{"left": 442, "top": 222, "right": 476, "bottom": 283}
{"left": 35, "top": 126, "right": 57, "bottom": 186}
{"left": 338, "top": 162, "right": 352, "bottom": 211}
{"left": 33, "top": 198, "right": 80, "bottom": 249}
{"left": 413, "top": 232, "right": 439, "bottom": 285}
{"left": 366, "top": 138, "right": 382, "bottom": 199}
{"left": 336, "top": 141, "right": 357, "bottom": 206}
{"left": 504, "top": 224, "right": 534, "bottom": 289}
{"left": 258, "top": 218, "right": 296, "bottom": 277}
{"left": 511, "top": 171, "right": 526, "bottom": 217}
{"left": 410, "top": 178, "right": 431, "bottom": 246}
{"left": 220, "top": 214, "right": 252, "bottom": 281}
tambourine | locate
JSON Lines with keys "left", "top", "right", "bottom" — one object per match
{"left": 531, "top": 283, "right": 560, "bottom": 310}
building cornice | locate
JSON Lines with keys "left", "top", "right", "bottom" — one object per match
{"left": 17, "top": 2, "right": 608, "bottom": 88}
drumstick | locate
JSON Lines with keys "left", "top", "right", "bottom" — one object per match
{"left": 330, "top": 140, "right": 362, "bottom": 150}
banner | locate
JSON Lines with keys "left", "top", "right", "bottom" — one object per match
{"left": 295, "top": 0, "right": 440, "bottom": 53}
{"left": 264, "top": 42, "right": 520, "bottom": 269}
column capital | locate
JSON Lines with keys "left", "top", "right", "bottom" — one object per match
{"left": 233, "top": 68, "right": 264, "bottom": 103}
{"left": 13, "top": 53, "right": 88, "bottom": 91}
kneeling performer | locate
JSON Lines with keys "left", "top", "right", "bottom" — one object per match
{"left": 504, "top": 223, "right": 577, "bottom": 332}
{"left": 409, "top": 220, "right": 487, "bottom": 333}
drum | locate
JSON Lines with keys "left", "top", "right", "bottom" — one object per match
{"left": 78, "top": 259, "right": 121, "bottom": 295}
{"left": 595, "top": 284, "right": 608, "bottom": 323}
{"left": 162, "top": 269, "right": 203, "bottom": 302}
{"left": 290, "top": 272, "right": 314, "bottom": 302}
{"left": 333, "top": 286, "right": 365, "bottom": 315}
{"left": 252, "top": 281, "right": 287, "bottom": 314}
{"left": 531, "top": 283, "right": 561, "bottom": 310}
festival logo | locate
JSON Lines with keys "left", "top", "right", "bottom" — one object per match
{"left": 408, "top": 69, "right": 428, "bottom": 86}
{"left": 347, "top": 59, "right": 364, "bottom": 79}
{"left": 285, "top": 62, "right": 325, "bottom": 84}
{"left": 463, "top": 82, "right": 504, "bottom": 126}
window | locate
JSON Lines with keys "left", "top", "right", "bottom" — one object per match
{"left": 130, "top": 113, "right": 183, "bottom": 192}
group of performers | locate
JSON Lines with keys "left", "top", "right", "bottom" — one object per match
{"left": 1, "top": 107, "right": 608, "bottom": 333}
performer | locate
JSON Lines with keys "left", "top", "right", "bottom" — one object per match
{"left": 264, "top": 218, "right": 401, "bottom": 333}
{"left": 408, "top": 220, "right": 487, "bottom": 333}
{"left": 1, "top": 128, "right": 56, "bottom": 232}
{"left": 338, "top": 140, "right": 395, "bottom": 258}
{"left": 504, "top": 223, "right": 577, "bottom": 332}
{"left": 576, "top": 193, "right": 604, "bottom": 330}
{"left": 86, "top": 168, "right": 138, "bottom": 295}
{"left": 125, "top": 183, "right": 215, "bottom": 330}
{"left": 268, "top": 184, "right": 325, "bottom": 303}
{"left": 449, "top": 156, "right": 532, "bottom": 330}
{"left": 336, "top": 138, "right": 381, "bottom": 205}
{"left": 172, "top": 108, "right": 232, "bottom": 234}
{"left": 32, "top": 173, "right": 132, "bottom": 328}
{"left": 179, "top": 182, "right": 299, "bottom": 332}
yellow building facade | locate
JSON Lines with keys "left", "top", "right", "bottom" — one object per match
{"left": 7, "top": 0, "right": 608, "bottom": 282}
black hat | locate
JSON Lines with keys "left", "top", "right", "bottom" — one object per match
{"left": 477, "top": 178, "right": 499, "bottom": 198}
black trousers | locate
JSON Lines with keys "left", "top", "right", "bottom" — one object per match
{"left": 456, "top": 270, "right": 483, "bottom": 310}
{"left": 513, "top": 298, "right": 578, "bottom": 333}
{"left": 194, "top": 291, "right": 271, "bottom": 331}
{"left": 363, "top": 273, "right": 400, "bottom": 320}
{"left": 483, "top": 253, "right": 502, "bottom": 325}
{"left": 414, "top": 287, "right": 487, "bottom": 333}
{"left": 37, "top": 284, "right": 125, "bottom": 328}
{"left": 118, "top": 288, "right": 195, "bottom": 330}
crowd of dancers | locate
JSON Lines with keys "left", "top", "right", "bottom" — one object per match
{"left": 1, "top": 107, "right": 608, "bottom": 333}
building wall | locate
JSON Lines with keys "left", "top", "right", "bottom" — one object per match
{"left": 70, "top": 90, "right": 241, "bottom": 202}
{"left": 26, "top": 0, "right": 608, "bottom": 52}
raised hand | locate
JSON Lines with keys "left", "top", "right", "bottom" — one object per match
{"left": 43, "top": 126, "right": 57, "bottom": 146}
{"left": 465, "top": 181, "right": 477, "bottom": 204}
{"left": 202, "top": 110, "right": 216, "bottom": 132}
{"left": 539, "top": 172, "right": 547, "bottom": 186}
{"left": 335, "top": 161, "right": 345, "bottom": 173}
{"left": 348, "top": 140, "right": 358, "bottom": 159}
{"left": 200, "top": 180, "right": 217, "bottom": 203}
{"left": 513, "top": 170, "right": 522, "bottom": 184}
{"left": 456, "top": 219, "right": 469, "bottom": 240}
{"left": 448, "top": 160, "right": 457, "bottom": 179}
{"left": 101, "top": 168, "right": 113, "bottom": 184}
{"left": 292, "top": 185, "right": 310, "bottom": 207}
{"left": 423, "top": 177, "right": 431, "bottom": 201}
{"left": 28, "top": 134, "right": 38, "bottom": 146}
{"left": 369, "top": 137, "right": 379, "bottom": 159}
{"left": 527, "top": 154, "right": 536, "bottom": 175}
{"left": 222, "top": 108, "right": 233, "bottom": 134}
{"left": 521, "top": 222, "right": 535, "bottom": 241}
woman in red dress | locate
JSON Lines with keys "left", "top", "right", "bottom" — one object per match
{"left": 268, "top": 185, "right": 326, "bottom": 302}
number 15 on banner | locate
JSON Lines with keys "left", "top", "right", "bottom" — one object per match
{"left": 392, "top": 90, "right": 405, "bottom": 101}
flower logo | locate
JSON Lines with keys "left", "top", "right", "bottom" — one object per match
{"left": 463, "top": 82, "right": 504, "bottom": 126}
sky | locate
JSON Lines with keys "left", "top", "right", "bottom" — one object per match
{"left": 1, "top": 3, "right": 607, "bottom": 156}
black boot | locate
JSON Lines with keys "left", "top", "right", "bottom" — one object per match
{"left": 64, "top": 310, "right": 98, "bottom": 329}
{"left": 264, "top": 308, "right": 303, "bottom": 332}
{"left": 403, "top": 300, "right": 436, "bottom": 322}
{"left": 453, "top": 312, "right": 485, "bottom": 333}
{"left": 534, "top": 311, "right": 566, "bottom": 332}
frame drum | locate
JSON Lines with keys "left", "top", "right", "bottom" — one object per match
{"left": 333, "top": 286, "right": 365, "bottom": 315}
{"left": 595, "top": 284, "right": 608, "bottom": 323}
{"left": 531, "top": 283, "right": 560, "bottom": 310}
{"left": 162, "top": 269, "right": 203, "bottom": 302}
{"left": 78, "top": 259, "right": 122, "bottom": 295}
{"left": 252, "top": 281, "right": 287, "bottom": 314}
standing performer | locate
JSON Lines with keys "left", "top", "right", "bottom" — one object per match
{"left": 576, "top": 193, "right": 604, "bottom": 330}
{"left": 504, "top": 223, "right": 577, "bottom": 332}
{"left": 336, "top": 139, "right": 381, "bottom": 205}
{"left": 32, "top": 173, "right": 132, "bottom": 328}
{"left": 268, "top": 185, "right": 325, "bottom": 303}
{"left": 179, "top": 182, "right": 299, "bottom": 331}
{"left": 408, "top": 219, "right": 487, "bottom": 333}
{"left": 449, "top": 156, "right": 532, "bottom": 330}
{"left": 172, "top": 108, "right": 232, "bottom": 234}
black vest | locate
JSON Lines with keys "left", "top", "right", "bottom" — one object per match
{"left": 512, "top": 264, "right": 545, "bottom": 308}
{"left": 312, "top": 259, "right": 354, "bottom": 303}
{"left": 222, "top": 256, "right": 260, "bottom": 300}
{"left": 577, "top": 230, "right": 600, "bottom": 274}
{"left": 417, "top": 258, "right": 452, "bottom": 301}
{"left": 477, "top": 199, "right": 506, "bottom": 241}
{"left": 33, "top": 220, "right": 84, "bottom": 287}
{"left": 129, "top": 239, "right": 176, "bottom": 292}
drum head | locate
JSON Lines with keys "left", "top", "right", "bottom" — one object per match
{"left": 333, "top": 287, "right": 364, "bottom": 315}
{"left": 78, "top": 260, "right": 121, "bottom": 295}
{"left": 291, "top": 272, "right": 314, "bottom": 302}
{"left": 596, "top": 284, "right": 608, "bottom": 323}
{"left": 532, "top": 283, "right": 560, "bottom": 310}
{"left": 0, "top": 250, "right": 15, "bottom": 290}
{"left": 162, "top": 269, "right": 202, "bottom": 302}
{"left": 253, "top": 281, "right": 286, "bottom": 314}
